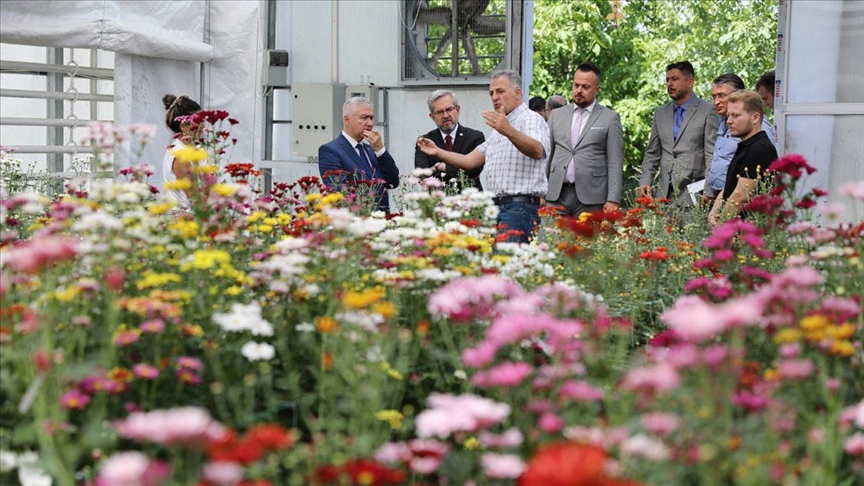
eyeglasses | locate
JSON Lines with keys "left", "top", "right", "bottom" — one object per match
{"left": 432, "top": 106, "right": 458, "bottom": 117}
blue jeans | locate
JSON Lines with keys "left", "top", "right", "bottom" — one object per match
{"left": 497, "top": 201, "right": 540, "bottom": 243}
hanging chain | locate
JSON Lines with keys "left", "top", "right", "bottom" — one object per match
{"left": 64, "top": 59, "right": 81, "bottom": 169}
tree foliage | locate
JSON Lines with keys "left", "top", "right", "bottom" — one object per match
{"left": 532, "top": 0, "right": 778, "bottom": 183}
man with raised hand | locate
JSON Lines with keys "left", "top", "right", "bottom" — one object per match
{"left": 416, "top": 69, "right": 550, "bottom": 243}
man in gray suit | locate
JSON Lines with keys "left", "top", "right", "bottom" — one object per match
{"left": 546, "top": 62, "right": 624, "bottom": 215}
{"left": 638, "top": 61, "right": 718, "bottom": 205}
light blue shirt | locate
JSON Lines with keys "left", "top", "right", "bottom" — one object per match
{"left": 708, "top": 116, "right": 775, "bottom": 192}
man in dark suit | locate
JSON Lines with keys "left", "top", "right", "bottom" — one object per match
{"left": 639, "top": 61, "right": 718, "bottom": 205}
{"left": 318, "top": 96, "right": 400, "bottom": 212}
{"left": 546, "top": 62, "right": 624, "bottom": 216}
{"left": 414, "top": 89, "right": 485, "bottom": 191}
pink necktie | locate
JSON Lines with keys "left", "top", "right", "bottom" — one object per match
{"left": 566, "top": 108, "right": 586, "bottom": 183}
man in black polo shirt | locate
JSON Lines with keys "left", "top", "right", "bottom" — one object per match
{"left": 708, "top": 90, "right": 778, "bottom": 228}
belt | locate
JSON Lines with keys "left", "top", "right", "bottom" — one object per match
{"left": 493, "top": 194, "right": 541, "bottom": 206}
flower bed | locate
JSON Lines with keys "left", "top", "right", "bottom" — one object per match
{"left": 0, "top": 118, "right": 862, "bottom": 485}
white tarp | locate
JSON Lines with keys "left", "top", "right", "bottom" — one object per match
{"left": 1, "top": 0, "right": 263, "bottom": 190}
{"left": 0, "top": 0, "right": 213, "bottom": 62}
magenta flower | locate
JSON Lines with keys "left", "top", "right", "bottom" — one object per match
{"left": 140, "top": 319, "right": 165, "bottom": 333}
{"left": 95, "top": 451, "right": 170, "bottom": 486}
{"left": 133, "top": 364, "right": 160, "bottom": 380}
{"left": 732, "top": 391, "right": 770, "bottom": 413}
{"left": 415, "top": 393, "right": 510, "bottom": 439}
{"left": 843, "top": 432, "right": 864, "bottom": 456}
{"left": 462, "top": 341, "right": 500, "bottom": 368}
{"left": 472, "top": 362, "right": 532, "bottom": 388}
{"left": 480, "top": 452, "right": 526, "bottom": 479}
{"left": 621, "top": 363, "right": 681, "bottom": 394}
{"left": 479, "top": 428, "right": 523, "bottom": 448}
{"left": 114, "top": 406, "right": 227, "bottom": 446}
{"left": 559, "top": 380, "right": 604, "bottom": 401}
{"left": 114, "top": 329, "right": 141, "bottom": 347}
{"left": 538, "top": 413, "right": 564, "bottom": 433}
{"left": 641, "top": 412, "right": 681, "bottom": 437}
{"left": 777, "top": 359, "right": 814, "bottom": 380}
{"left": 60, "top": 390, "right": 91, "bottom": 410}
{"left": 427, "top": 275, "right": 524, "bottom": 322}
{"left": 201, "top": 461, "right": 244, "bottom": 485}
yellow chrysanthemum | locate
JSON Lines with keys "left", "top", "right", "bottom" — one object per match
{"left": 171, "top": 146, "right": 208, "bottom": 163}
{"left": 773, "top": 328, "right": 802, "bottom": 344}
{"left": 169, "top": 220, "right": 199, "bottom": 239}
{"left": 148, "top": 202, "right": 176, "bottom": 215}
{"left": 463, "top": 437, "right": 479, "bottom": 450}
{"left": 247, "top": 211, "right": 267, "bottom": 223}
{"left": 53, "top": 285, "right": 81, "bottom": 302}
{"left": 193, "top": 164, "right": 219, "bottom": 174}
{"left": 343, "top": 288, "right": 386, "bottom": 309}
{"left": 136, "top": 272, "right": 182, "bottom": 290}
{"left": 305, "top": 193, "right": 322, "bottom": 203}
{"left": 800, "top": 314, "right": 830, "bottom": 331}
{"left": 320, "top": 193, "right": 344, "bottom": 205}
{"left": 829, "top": 340, "right": 855, "bottom": 357}
{"left": 212, "top": 183, "right": 239, "bottom": 197}
{"left": 316, "top": 316, "right": 338, "bottom": 333}
{"left": 372, "top": 302, "right": 396, "bottom": 320}
{"left": 164, "top": 179, "right": 193, "bottom": 191}
{"left": 827, "top": 322, "right": 857, "bottom": 340}
{"left": 374, "top": 409, "right": 404, "bottom": 429}
{"left": 181, "top": 249, "right": 232, "bottom": 271}
{"left": 257, "top": 224, "right": 273, "bottom": 233}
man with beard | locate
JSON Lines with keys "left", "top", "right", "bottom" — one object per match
{"left": 708, "top": 90, "right": 778, "bottom": 227}
{"left": 638, "top": 61, "right": 718, "bottom": 207}
{"left": 414, "top": 89, "right": 485, "bottom": 191}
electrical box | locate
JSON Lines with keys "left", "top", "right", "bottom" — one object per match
{"left": 263, "top": 49, "right": 289, "bottom": 87}
{"left": 291, "top": 83, "right": 345, "bottom": 158}
{"left": 345, "top": 84, "right": 378, "bottom": 109}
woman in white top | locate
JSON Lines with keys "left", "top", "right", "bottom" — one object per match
{"left": 162, "top": 94, "right": 201, "bottom": 208}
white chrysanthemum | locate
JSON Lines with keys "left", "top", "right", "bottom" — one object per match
{"left": 241, "top": 341, "right": 275, "bottom": 361}
{"left": 72, "top": 212, "right": 124, "bottom": 232}
{"left": 272, "top": 237, "right": 310, "bottom": 252}
{"left": 261, "top": 253, "right": 310, "bottom": 276}
{"left": 296, "top": 322, "right": 315, "bottom": 333}
{"left": 0, "top": 450, "right": 16, "bottom": 472}
{"left": 348, "top": 218, "right": 388, "bottom": 237}
{"left": 324, "top": 207, "right": 353, "bottom": 229}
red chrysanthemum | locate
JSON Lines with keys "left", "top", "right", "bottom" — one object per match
{"left": 519, "top": 442, "right": 642, "bottom": 486}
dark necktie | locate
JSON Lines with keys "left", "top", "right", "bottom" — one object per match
{"left": 445, "top": 134, "right": 453, "bottom": 152}
{"left": 355, "top": 143, "right": 373, "bottom": 176}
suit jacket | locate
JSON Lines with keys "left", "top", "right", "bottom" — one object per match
{"left": 546, "top": 103, "right": 624, "bottom": 205}
{"left": 414, "top": 124, "right": 485, "bottom": 190}
{"left": 639, "top": 95, "right": 719, "bottom": 202}
{"left": 318, "top": 135, "right": 400, "bottom": 212}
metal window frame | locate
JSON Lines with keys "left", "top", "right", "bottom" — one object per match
{"left": 0, "top": 45, "right": 114, "bottom": 172}
{"left": 400, "top": 0, "right": 524, "bottom": 86}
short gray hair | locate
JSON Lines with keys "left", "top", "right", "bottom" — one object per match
{"left": 427, "top": 89, "right": 459, "bottom": 113}
{"left": 343, "top": 96, "right": 373, "bottom": 116}
{"left": 490, "top": 69, "right": 522, "bottom": 90}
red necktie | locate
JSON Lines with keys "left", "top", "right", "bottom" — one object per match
{"left": 445, "top": 134, "right": 453, "bottom": 152}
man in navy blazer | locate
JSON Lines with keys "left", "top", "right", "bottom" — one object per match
{"left": 318, "top": 96, "right": 400, "bottom": 212}
{"left": 414, "top": 89, "right": 485, "bottom": 191}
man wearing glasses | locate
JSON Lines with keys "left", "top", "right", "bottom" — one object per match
{"left": 414, "top": 89, "right": 486, "bottom": 191}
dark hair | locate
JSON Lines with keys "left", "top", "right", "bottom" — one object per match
{"left": 529, "top": 96, "right": 546, "bottom": 112}
{"left": 755, "top": 70, "right": 775, "bottom": 92}
{"left": 163, "top": 94, "right": 201, "bottom": 133}
{"left": 576, "top": 62, "right": 602, "bottom": 83}
{"left": 713, "top": 73, "right": 745, "bottom": 91}
{"left": 666, "top": 61, "right": 695, "bottom": 79}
